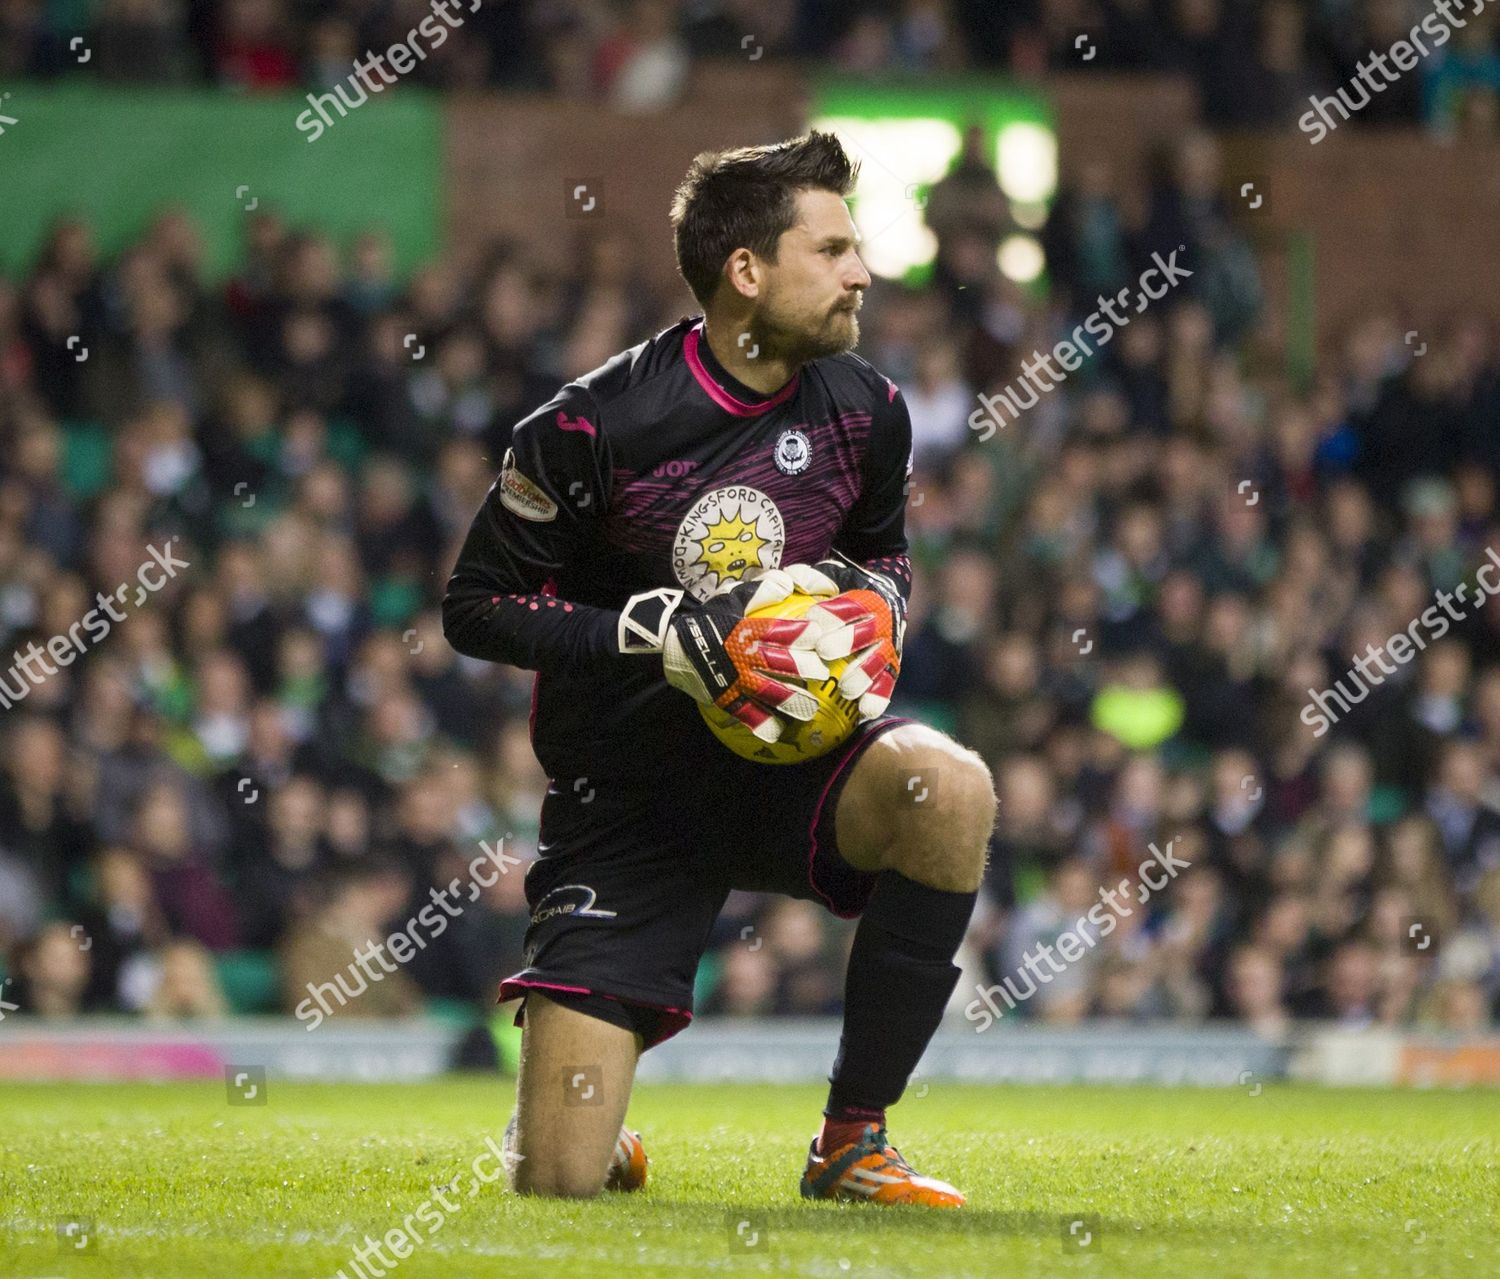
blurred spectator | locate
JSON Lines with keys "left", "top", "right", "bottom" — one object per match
{"left": 1223, "top": 944, "right": 1291, "bottom": 1039}
{"left": 130, "top": 780, "right": 239, "bottom": 951}
{"left": 10, "top": 921, "right": 92, "bottom": 1017}
{"left": 0, "top": 716, "right": 92, "bottom": 907}
{"left": 991, "top": 859, "right": 1103, "bottom": 1023}
{"left": 0, "top": 0, "right": 1489, "bottom": 150}
{"left": 75, "top": 847, "right": 170, "bottom": 1011}
{"left": 597, "top": 0, "right": 690, "bottom": 112}
{"left": 144, "top": 939, "right": 231, "bottom": 1019}
{"left": 1299, "top": 939, "right": 1388, "bottom": 1025}
{"left": 905, "top": 336, "right": 975, "bottom": 469}
{"left": 705, "top": 942, "right": 778, "bottom": 1016}
{"left": 279, "top": 863, "right": 424, "bottom": 1020}
{"left": 764, "top": 898, "right": 844, "bottom": 1015}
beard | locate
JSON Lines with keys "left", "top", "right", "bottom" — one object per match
{"left": 750, "top": 298, "right": 862, "bottom": 366}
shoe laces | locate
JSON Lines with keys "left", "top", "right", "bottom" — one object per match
{"left": 858, "top": 1125, "right": 916, "bottom": 1176}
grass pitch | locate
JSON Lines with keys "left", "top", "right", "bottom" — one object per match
{"left": 1, "top": 1079, "right": 1496, "bottom": 1278}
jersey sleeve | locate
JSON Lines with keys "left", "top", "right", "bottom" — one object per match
{"left": 832, "top": 377, "right": 914, "bottom": 603}
{"left": 442, "top": 384, "right": 624, "bottom": 675}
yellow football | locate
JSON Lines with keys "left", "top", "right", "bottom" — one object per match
{"left": 697, "top": 589, "right": 862, "bottom": 765}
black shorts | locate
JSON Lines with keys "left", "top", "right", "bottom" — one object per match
{"left": 498, "top": 715, "right": 913, "bottom": 1048}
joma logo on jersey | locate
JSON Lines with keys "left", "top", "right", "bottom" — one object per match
{"left": 672, "top": 485, "right": 785, "bottom": 600}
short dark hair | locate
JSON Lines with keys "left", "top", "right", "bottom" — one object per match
{"left": 669, "top": 130, "right": 860, "bottom": 309}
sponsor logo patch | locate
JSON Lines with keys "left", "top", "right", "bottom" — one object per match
{"left": 498, "top": 448, "right": 559, "bottom": 522}
{"left": 530, "top": 884, "right": 618, "bottom": 926}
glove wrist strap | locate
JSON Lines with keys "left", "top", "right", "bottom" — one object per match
{"left": 618, "top": 588, "right": 684, "bottom": 654}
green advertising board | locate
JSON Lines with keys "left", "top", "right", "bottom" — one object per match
{"left": 0, "top": 85, "right": 442, "bottom": 279}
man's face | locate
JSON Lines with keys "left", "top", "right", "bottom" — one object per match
{"left": 752, "top": 188, "right": 871, "bottom": 363}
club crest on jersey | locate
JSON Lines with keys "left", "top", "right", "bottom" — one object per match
{"left": 672, "top": 485, "right": 785, "bottom": 600}
{"left": 773, "top": 428, "right": 812, "bottom": 475}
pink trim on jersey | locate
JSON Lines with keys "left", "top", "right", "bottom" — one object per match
{"left": 505, "top": 978, "right": 594, "bottom": 998}
{"left": 683, "top": 323, "right": 800, "bottom": 417}
{"left": 805, "top": 717, "right": 917, "bottom": 918}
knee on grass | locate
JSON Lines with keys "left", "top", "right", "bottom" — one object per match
{"left": 511, "top": 1161, "right": 610, "bottom": 1199}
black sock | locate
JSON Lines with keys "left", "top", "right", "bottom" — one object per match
{"left": 825, "top": 869, "right": 978, "bottom": 1119}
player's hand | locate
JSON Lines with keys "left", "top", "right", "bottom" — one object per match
{"left": 788, "top": 555, "right": 906, "bottom": 720}
{"left": 622, "top": 567, "right": 837, "bottom": 742}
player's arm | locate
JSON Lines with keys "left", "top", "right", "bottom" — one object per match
{"left": 831, "top": 377, "right": 914, "bottom": 604}
{"left": 442, "top": 385, "right": 626, "bottom": 675}
{"left": 791, "top": 379, "right": 914, "bottom": 718}
{"left": 442, "top": 386, "right": 834, "bottom": 738}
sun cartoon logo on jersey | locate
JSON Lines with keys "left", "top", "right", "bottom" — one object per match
{"left": 672, "top": 485, "right": 786, "bottom": 600}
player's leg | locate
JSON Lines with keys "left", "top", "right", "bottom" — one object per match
{"left": 832, "top": 722, "right": 994, "bottom": 891}
{"left": 496, "top": 774, "right": 729, "bottom": 1197}
{"left": 807, "top": 721, "right": 995, "bottom": 1204}
{"left": 507, "top": 991, "right": 642, "bottom": 1198}
{"left": 707, "top": 714, "right": 994, "bottom": 1203}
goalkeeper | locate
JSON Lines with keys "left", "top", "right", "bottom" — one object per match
{"left": 443, "top": 131, "right": 996, "bottom": 1207}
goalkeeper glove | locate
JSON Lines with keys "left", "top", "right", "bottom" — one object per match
{"left": 618, "top": 566, "right": 838, "bottom": 742}
{"left": 787, "top": 553, "right": 907, "bottom": 720}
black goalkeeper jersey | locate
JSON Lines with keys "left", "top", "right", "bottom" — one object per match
{"left": 443, "top": 315, "right": 913, "bottom": 783}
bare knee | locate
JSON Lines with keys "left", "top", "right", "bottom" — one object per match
{"left": 508, "top": 1107, "right": 613, "bottom": 1199}
{"left": 841, "top": 726, "right": 997, "bottom": 891}
{"left": 507, "top": 993, "right": 639, "bottom": 1199}
{"left": 512, "top": 1158, "right": 607, "bottom": 1199}
{"left": 891, "top": 744, "right": 994, "bottom": 891}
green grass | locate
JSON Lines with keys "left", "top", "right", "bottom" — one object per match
{"left": 1, "top": 1080, "right": 1497, "bottom": 1278}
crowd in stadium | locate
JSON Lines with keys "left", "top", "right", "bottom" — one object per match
{"left": 3, "top": 86, "right": 1500, "bottom": 1035}
{"left": 2, "top": 1, "right": 1498, "bottom": 136}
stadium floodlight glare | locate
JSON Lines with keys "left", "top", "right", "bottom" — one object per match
{"left": 811, "top": 77, "right": 1056, "bottom": 286}
{"left": 998, "top": 233, "right": 1046, "bottom": 284}
{"left": 996, "top": 121, "right": 1057, "bottom": 204}
{"left": 808, "top": 114, "right": 956, "bottom": 280}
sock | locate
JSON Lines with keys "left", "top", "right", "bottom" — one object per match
{"left": 824, "top": 869, "right": 978, "bottom": 1126}
{"left": 817, "top": 1112, "right": 884, "bottom": 1156}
